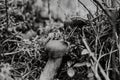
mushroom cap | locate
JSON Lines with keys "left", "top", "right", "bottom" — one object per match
{"left": 45, "top": 40, "right": 68, "bottom": 59}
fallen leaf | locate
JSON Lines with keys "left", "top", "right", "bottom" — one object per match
{"left": 67, "top": 68, "right": 75, "bottom": 77}
{"left": 81, "top": 49, "right": 89, "bottom": 55}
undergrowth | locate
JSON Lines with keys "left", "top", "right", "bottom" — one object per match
{"left": 0, "top": 0, "right": 120, "bottom": 80}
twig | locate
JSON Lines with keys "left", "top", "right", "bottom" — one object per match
{"left": 116, "top": 0, "right": 120, "bottom": 6}
{"left": 92, "top": 1, "right": 119, "bottom": 80}
{"left": 68, "top": 26, "right": 78, "bottom": 39}
{"left": 1, "top": 50, "right": 22, "bottom": 56}
{"left": 5, "top": 0, "right": 8, "bottom": 28}
{"left": 78, "top": 0, "right": 94, "bottom": 18}
{"left": 96, "top": 49, "right": 118, "bottom": 78}
{"left": 82, "top": 36, "right": 110, "bottom": 80}
{"left": 92, "top": 0, "right": 112, "bottom": 19}
{"left": 92, "top": 0, "right": 118, "bottom": 42}
{"left": 106, "top": 48, "right": 114, "bottom": 76}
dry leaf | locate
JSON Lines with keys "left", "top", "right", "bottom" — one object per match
{"left": 81, "top": 49, "right": 89, "bottom": 55}
{"left": 67, "top": 68, "right": 75, "bottom": 77}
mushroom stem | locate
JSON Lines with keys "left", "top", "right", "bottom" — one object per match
{"left": 39, "top": 40, "right": 68, "bottom": 80}
{"left": 40, "top": 58, "right": 62, "bottom": 80}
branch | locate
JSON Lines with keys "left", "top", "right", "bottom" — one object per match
{"left": 82, "top": 36, "right": 110, "bottom": 80}
{"left": 78, "top": 0, "right": 94, "bottom": 18}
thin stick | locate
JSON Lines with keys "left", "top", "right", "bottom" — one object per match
{"left": 82, "top": 36, "right": 110, "bottom": 80}
{"left": 5, "top": 0, "right": 8, "bottom": 28}
{"left": 78, "top": 0, "right": 94, "bottom": 18}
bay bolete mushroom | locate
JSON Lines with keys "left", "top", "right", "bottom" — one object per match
{"left": 39, "top": 40, "right": 68, "bottom": 80}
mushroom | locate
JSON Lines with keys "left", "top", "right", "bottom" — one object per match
{"left": 39, "top": 40, "right": 68, "bottom": 80}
